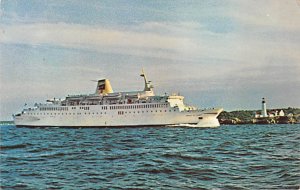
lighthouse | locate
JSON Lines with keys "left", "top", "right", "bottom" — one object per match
{"left": 262, "top": 98, "right": 267, "bottom": 117}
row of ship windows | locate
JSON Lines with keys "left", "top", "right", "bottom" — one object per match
{"left": 39, "top": 104, "right": 168, "bottom": 111}
{"left": 27, "top": 112, "right": 107, "bottom": 115}
{"left": 79, "top": 107, "right": 89, "bottom": 110}
{"left": 111, "top": 103, "right": 168, "bottom": 110}
{"left": 40, "top": 107, "right": 89, "bottom": 111}
{"left": 117, "top": 110, "right": 172, "bottom": 115}
{"left": 40, "top": 107, "right": 69, "bottom": 111}
{"left": 26, "top": 109, "right": 176, "bottom": 116}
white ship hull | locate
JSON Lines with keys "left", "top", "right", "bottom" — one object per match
{"left": 13, "top": 70, "right": 223, "bottom": 128}
{"left": 14, "top": 105, "right": 222, "bottom": 128}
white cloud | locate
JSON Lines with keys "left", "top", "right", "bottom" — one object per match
{"left": 0, "top": 23, "right": 198, "bottom": 56}
{"left": 227, "top": 0, "right": 300, "bottom": 31}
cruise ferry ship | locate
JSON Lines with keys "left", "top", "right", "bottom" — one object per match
{"left": 13, "top": 71, "right": 223, "bottom": 128}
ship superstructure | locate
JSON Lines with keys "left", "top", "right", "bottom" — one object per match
{"left": 13, "top": 70, "right": 222, "bottom": 127}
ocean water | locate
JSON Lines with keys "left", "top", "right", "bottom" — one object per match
{"left": 1, "top": 124, "right": 299, "bottom": 190}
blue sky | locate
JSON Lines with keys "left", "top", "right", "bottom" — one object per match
{"left": 0, "top": 0, "right": 300, "bottom": 120}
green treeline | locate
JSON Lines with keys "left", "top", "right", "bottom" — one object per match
{"left": 0, "top": 121, "right": 14, "bottom": 125}
{"left": 218, "top": 107, "right": 300, "bottom": 124}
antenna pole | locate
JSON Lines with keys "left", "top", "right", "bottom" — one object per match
{"left": 140, "top": 68, "right": 150, "bottom": 91}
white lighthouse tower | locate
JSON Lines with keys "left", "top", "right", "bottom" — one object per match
{"left": 262, "top": 98, "right": 268, "bottom": 117}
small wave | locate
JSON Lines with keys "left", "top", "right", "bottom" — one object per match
{"left": 80, "top": 149, "right": 90, "bottom": 153}
{"left": 135, "top": 168, "right": 174, "bottom": 174}
{"left": 20, "top": 173, "right": 41, "bottom": 177}
{"left": 152, "top": 159, "right": 166, "bottom": 164}
{"left": 45, "top": 181, "right": 63, "bottom": 188}
{"left": 218, "top": 141, "right": 235, "bottom": 148}
{"left": 230, "top": 176, "right": 247, "bottom": 180}
{"left": 222, "top": 184, "right": 247, "bottom": 190}
{"left": 5, "top": 156, "right": 19, "bottom": 161}
{"left": 123, "top": 143, "right": 139, "bottom": 148}
{"left": 278, "top": 157, "right": 300, "bottom": 161}
{"left": 82, "top": 172, "right": 99, "bottom": 177}
{"left": 197, "top": 176, "right": 216, "bottom": 181}
{"left": 273, "top": 169, "right": 289, "bottom": 175}
{"left": 40, "top": 152, "right": 66, "bottom": 158}
{"left": 87, "top": 177, "right": 108, "bottom": 183}
{"left": 181, "top": 168, "right": 216, "bottom": 174}
{"left": 248, "top": 146, "right": 265, "bottom": 151}
{"left": 141, "top": 163, "right": 155, "bottom": 167}
{"left": 163, "top": 153, "right": 216, "bottom": 162}
{"left": 28, "top": 147, "right": 52, "bottom": 153}
{"left": 10, "top": 183, "right": 28, "bottom": 189}
{"left": 0, "top": 144, "right": 28, "bottom": 150}
{"left": 119, "top": 138, "right": 136, "bottom": 143}
{"left": 235, "top": 151, "right": 257, "bottom": 156}
{"left": 51, "top": 145, "right": 65, "bottom": 148}
{"left": 24, "top": 158, "right": 47, "bottom": 162}
{"left": 107, "top": 172, "right": 127, "bottom": 178}
{"left": 278, "top": 172, "right": 297, "bottom": 180}
{"left": 102, "top": 135, "right": 112, "bottom": 138}
{"left": 104, "top": 156, "right": 122, "bottom": 161}
{"left": 248, "top": 165, "right": 272, "bottom": 170}
{"left": 263, "top": 132, "right": 280, "bottom": 138}
{"left": 1, "top": 170, "right": 9, "bottom": 174}
{"left": 274, "top": 142, "right": 285, "bottom": 146}
{"left": 275, "top": 185, "right": 300, "bottom": 190}
{"left": 217, "top": 150, "right": 234, "bottom": 155}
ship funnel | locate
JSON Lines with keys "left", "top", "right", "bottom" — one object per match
{"left": 96, "top": 79, "right": 113, "bottom": 95}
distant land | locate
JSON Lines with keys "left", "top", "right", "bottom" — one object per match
{"left": 0, "top": 121, "right": 14, "bottom": 125}
{"left": 218, "top": 107, "right": 300, "bottom": 125}
{"left": 1, "top": 108, "right": 299, "bottom": 126}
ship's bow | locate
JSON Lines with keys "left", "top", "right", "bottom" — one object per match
{"left": 196, "top": 108, "right": 223, "bottom": 128}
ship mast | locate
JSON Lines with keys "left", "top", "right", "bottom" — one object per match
{"left": 140, "top": 69, "right": 153, "bottom": 91}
